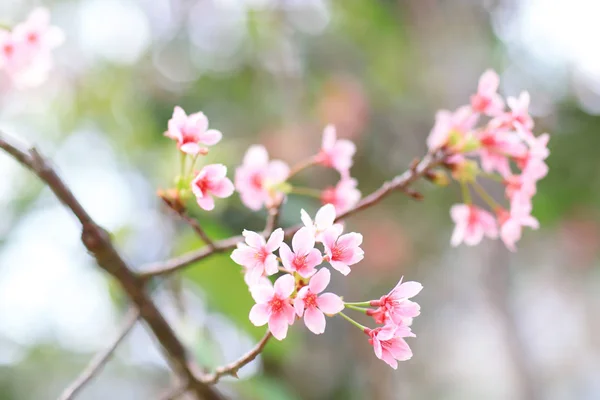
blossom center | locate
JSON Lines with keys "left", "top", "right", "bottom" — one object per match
{"left": 292, "top": 255, "right": 308, "bottom": 272}
{"left": 254, "top": 247, "right": 269, "bottom": 263}
{"left": 194, "top": 177, "right": 211, "bottom": 194}
{"left": 250, "top": 173, "right": 263, "bottom": 190}
{"left": 304, "top": 291, "right": 318, "bottom": 309}
{"left": 27, "top": 32, "right": 39, "bottom": 44}
{"left": 269, "top": 296, "right": 286, "bottom": 313}
{"left": 330, "top": 244, "right": 346, "bottom": 261}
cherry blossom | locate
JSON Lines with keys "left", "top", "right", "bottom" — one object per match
{"left": 321, "top": 178, "right": 361, "bottom": 214}
{"left": 498, "top": 193, "right": 539, "bottom": 251}
{"left": 506, "top": 91, "right": 534, "bottom": 132}
{"left": 476, "top": 128, "right": 527, "bottom": 177}
{"left": 165, "top": 106, "right": 222, "bottom": 155}
{"left": 426, "top": 106, "right": 478, "bottom": 152}
{"left": 322, "top": 224, "right": 364, "bottom": 275}
{"left": 315, "top": 124, "right": 356, "bottom": 178}
{"left": 450, "top": 204, "right": 498, "bottom": 247}
{"left": 369, "top": 278, "right": 422, "bottom": 326}
{"left": 470, "top": 69, "right": 505, "bottom": 116}
{"left": 366, "top": 323, "right": 415, "bottom": 369}
{"left": 300, "top": 203, "right": 338, "bottom": 241}
{"left": 235, "top": 145, "right": 290, "bottom": 211}
{"left": 294, "top": 268, "right": 344, "bottom": 334}
{"left": 231, "top": 228, "right": 284, "bottom": 284}
{"left": 191, "top": 164, "right": 234, "bottom": 211}
{"left": 249, "top": 274, "right": 296, "bottom": 340}
{"left": 279, "top": 227, "right": 323, "bottom": 278}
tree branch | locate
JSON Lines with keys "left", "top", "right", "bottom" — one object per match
{"left": 0, "top": 132, "right": 223, "bottom": 400}
{"left": 202, "top": 331, "right": 272, "bottom": 385}
{"left": 140, "top": 150, "right": 446, "bottom": 280}
{"left": 58, "top": 307, "right": 139, "bottom": 400}
{"left": 159, "top": 195, "right": 215, "bottom": 249}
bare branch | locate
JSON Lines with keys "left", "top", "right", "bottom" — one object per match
{"left": 159, "top": 195, "right": 215, "bottom": 249}
{"left": 140, "top": 150, "right": 446, "bottom": 280}
{"left": 202, "top": 331, "right": 272, "bottom": 385}
{"left": 0, "top": 132, "right": 223, "bottom": 400}
{"left": 58, "top": 308, "right": 139, "bottom": 400}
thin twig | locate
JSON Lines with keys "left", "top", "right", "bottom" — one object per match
{"left": 140, "top": 150, "right": 446, "bottom": 280}
{"left": 0, "top": 131, "right": 223, "bottom": 400}
{"left": 58, "top": 308, "right": 139, "bottom": 400}
{"left": 202, "top": 331, "right": 272, "bottom": 384}
{"left": 160, "top": 196, "right": 215, "bottom": 249}
{"left": 157, "top": 382, "right": 188, "bottom": 400}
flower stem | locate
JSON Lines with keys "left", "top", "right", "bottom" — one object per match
{"left": 289, "top": 186, "right": 322, "bottom": 198}
{"left": 287, "top": 156, "right": 317, "bottom": 180}
{"left": 344, "top": 301, "right": 372, "bottom": 307}
{"left": 179, "top": 151, "right": 186, "bottom": 178}
{"left": 460, "top": 181, "right": 472, "bottom": 204}
{"left": 472, "top": 181, "right": 501, "bottom": 210}
{"left": 345, "top": 305, "right": 369, "bottom": 313}
{"left": 188, "top": 154, "right": 199, "bottom": 177}
{"left": 480, "top": 172, "right": 503, "bottom": 182}
{"left": 338, "top": 312, "right": 368, "bottom": 331}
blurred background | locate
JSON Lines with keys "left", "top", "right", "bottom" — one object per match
{"left": 1, "top": 0, "right": 599, "bottom": 399}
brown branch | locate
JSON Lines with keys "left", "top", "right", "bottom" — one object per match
{"left": 159, "top": 195, "right": 215, "bottom": 249}
{"left": 202, "top": 331, "right": 272, "bottom": 385}
{"left": 140, "top": 150, "right": 446, "bottom": 280}
{"left": 0, "top": 132, "right": 223, "bottom": 400}
{"left": 58, "top": 307, "right": 139, "bottom": 400}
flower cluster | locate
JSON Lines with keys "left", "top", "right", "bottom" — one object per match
{"left": 164, "top": 106, "right": 234, "bottom": 210}
{"left": 0, "top": 8, "right": 63, "bottom": 88}
{"left": 427, "top": 70, "right": 550, "bottom": 251}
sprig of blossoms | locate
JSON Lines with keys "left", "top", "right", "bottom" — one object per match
{"left": 0, "top": 8, "right": 64, "bottom": 88}
{"left": 426, "top": 69, "right": 550, "bottom": 251}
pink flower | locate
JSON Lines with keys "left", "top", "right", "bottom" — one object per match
{"left": 505, "top": 158, "right": 548, "bottom": 200}
{"left": 321, "top": 178, "right": 361, "bottom": 214}
{"left": 165, "top": 106, "right": 222, "bottom": 155}
{"left": 477, "top": 128, "right": 527, "bottom": 177}
{"left": 506, "top": 91, "right": 534, "bottom": 131}
{"left": 498, "top": 193, "right": 539, "bottom": 251}
{"left": 294, "top": 268, "right": 344, "bottom": 334}
{"left": 249, "top": 274, "right": 296, "bottom": 340}
{"left": 366, "top": 323, "right": 415, "bottom": 369}
{"left": 316, "top": 124, "right": 356, "bottom": 177}
{"left": 279, "top": 227, "right": 323, "bottom": 278}
{"left": 426, "top": 106, "right": 478, "bottom": 151}
{"left": 322, "top": 225, "right": 364, "bottom": 275}
{"left": 191, "top": 164, "right": 234, "bottom": 211}
{"left": 470, "top": 69, "right": 505, "bottom": 116}
{"left": 12, "top": 8, "right": 64, "bottom": 55}
{"left": 235, "top": 145, "right": 290, "bottom": 211}
{"left": 450, "top": 204, "right": 498, "bottom": 246}
{"left": 369, "top": 278, "right": 422, "bottom": 326}
{"left": 300, "top": 204, "right": 338, "bottom": 241}
{"left": 231, "top": 228, "right": 284, "bottom": 284}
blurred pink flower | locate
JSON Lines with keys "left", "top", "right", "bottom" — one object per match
{"left": 294, "top": 268, "right": 344, "bottom": 334}
{"left": 366, "top": 323, "right": 415, "bottom": 369}
{"left": 235, "top": 145, "right": 290, "bottom": 211}
{"left": 369, "top": 278, "right": 422, "bottom": 326}
{"left": 279, "top": 227, "right": 323, "bottom": 278}
{"left": 450, "top": 204, "right": 498, "bottom": 246}
{"left": 506, "top": 91, "right": 534, "bottom": 131}
{"left": 498, "top": 193, "right": 539, "bottom": 251}
{"left": 470, "top": 69, "right": 505, "bottom": 116}
{"left": 322, "top": 225, "right": 364, "bottom": 275}
{"left": 426, "top": 106, "right": 478, "bottom": 152}
{"left": 249, "top": 274, "right": 296, "bottom": 340}
{"left": 191, "top": 164, "right": 234, "bottom": 211}
{"left": 316, "top": 124, "right": 356, "bottom": 178}
{"left": 321, "top": 178, "right": 361, "bottom": 214}
{"left": 231, "top": 228, "right": 284, "bottom": 284}
{"left": 165, "top": 106, "right": 222, "bottom": 155}
{"left": 477, "top": 128, "right": 527, "bottom": 177}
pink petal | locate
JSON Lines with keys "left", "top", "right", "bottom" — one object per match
{"left": 268, "top": 314, "right": 289, "bottom": 340}
{"left": 202, "top": 164, "right": 227, "bottom": 180}
{"left": 199, "top": 129, "right": 222, "bottom": 146}
{"left": 292, "top": 227, "right": 315, "bottom": 255}
{"left": 321, "top": 124, "right": 337, "bottom": 150}
{"left": 337, "top": 232, "right": 363, "bottom": 249}
{"left": 180, "top": 142, "right": 201, "bottom": 155}
{"left": 187, "top": 111, "right": 209, "bottom": 133}
{"left": 478, "top": 69, "right": 499, "bottom": 95}
{"left": 300, "top": 209, "right": 313, "bottom": 229}
{"left": 309, "top": 267, "right": 330, "bottom": 293}
{"left": 250, "top": 285, "right": 273, "bottom": 303}
{"left": 284, "top": 302, "right": 296, "bottom": 325}
{"left": 196, "top": 195, "right": 214, "bottom": 211}
{"left": 263, "top": 254, "right": 279, "bottom": 276}
{"left": 294, "top": 288, "right": 308, "bottom": 316}
{"left": 243, "top": 145, "right": 269, "bottom": 166}
{"left": 304, "top": 307, "right": 326, "bottom": 334}
{"left": 450, "top": 219, "right": 467, "bottom": 247}
{"left": 372, "top": 338, "right": 383, "bottom": 359}
{"left": 380, "top": 352, "right": 399, "bottom": 369}
{"left": 249, "top": 304, "right": 270, "bottom": 326}
{"left": 230, "top": 245, "right": 256, "bottom": 267}
{"left": 392, "top": 281, "right": 423, "bottom": 299}
{"left": 278, "top": 243, "right": 294, "bottom": 271}
{"left": 265, "top": 228, "right": 284, "bottom": 252}
{"left": 267, "top": 160, "right": 290, "bottom": 183}
{"left": 450, "top": 204, "right": 470, "bottom": 223}
{"left": 329, "top": 260, "right": 351, "bottom": 276}
{"left": 274, "top": 274, "right": 295, "bottom": 298}
{"left": 243, "top": 230, "right": 266, "bottom": 248}
{"left": 317, "top": 293, "right": 344, "bottom": 314}
{"left": 211, "top": 178, "right": 235, "bottom": 198}
{"left": 305, "top": 248, "right": 324, "bottom": 270}
{"left": 315, "top": 204, "right": 336, "bottom": 230}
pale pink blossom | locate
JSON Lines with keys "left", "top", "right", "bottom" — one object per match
{"left": 498, "top": 193, "right": 539, "bottom": 251}
{"left": 477, "top": 128, "right": 527, "bottom": 177}
{"left": 504, "top": 158, "right": 548, "bottom": 200}
{"left": 366, "top": 323, "right": 415, "bottom": 369}
{"left": 426, "top": 106, "right": 478, "bottom": 151}
{"left": 235, "top": 145, "right": 290, "bottom": 211}
{"left": 12, "top": 8, "right": 64, "bottom": 54}
{"left": 231, "top": 228, "right": 284, "bottom": 284}
{"left": 279, "top": 227, "right": 323, "bottom": 278}
{"left": 470, "top": 69, "right": 505, "bottom": 116}
{"left": 316, "top": 124, "right": 356, "bottom": 177}
{"left": 506, "top": 91, "right": 534, "bottom": 131}
{"left": 322, "top": 224, "right": 364, "bottom": 275}
{"left": 300, "top": 204, "right": 339, "bottom": 242}
{"left": 165, "top": 106, "right": 222, "bottom": 155}
{"left": 450, "top": 204, "right": 498, "bottom": 246}
{"left": 321, "top": 178, "right": 361, "bottom": 214}
{"left": 294, "top": 268, "right": 344, "bottom": 334}
{"left": 191, "top": 164, "right": 234, "bottom": 211}
{"left": 249, "top": 274, "right": 296, "bottom": 340}
{"left": 369, "top": 278, "right": 422, "bottom": 326}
